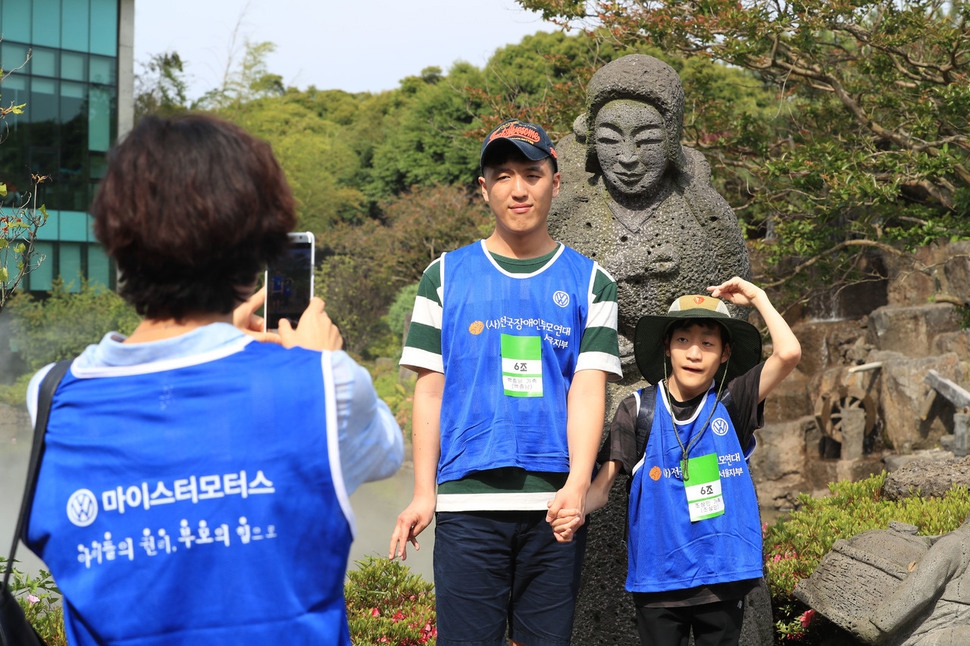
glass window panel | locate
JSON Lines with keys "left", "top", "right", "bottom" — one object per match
{"left": 87, "top": 244, "right": 111, "bottom": 288}
{"left": 88, "top": 56, "right": 114, "bottom": 85}
{"left": 88, "top": 86, "right": 110, "bottom": 152}
{"left": 1, "top": 74, "right": 27, "bottom": 92}
{"left": 31, "top": 47, "right": 57, "bottom": 77}
{"left": 31, "top": 0, "right": 61, "bottom": 49}
{"left": 29, "top": 78, "right": 58, "bottom": 125}
{"left": 59, "top": 211, "right": 88, "bottom": 242}
{"left": 29, "top": 148, "right": 59, "bottom": 205}
{"left": 26, "top": 241, "right": 54, "bottom": 291}
{"left": 61, "top": 80, "right": 85, "bottom": 101}
{"left": 1, "top": 4, "right": 31, "bottom": 42}
{"left": 61, "top": 1, "right": 89, "bottom": 52}
{"left": 0, "top": 177, "right": 25, "bottom": 207}
{"left": 59, "top": 241, "right": 82, "bottom": 291}
{"left": 2, "top": 42, "right": 31, "bottom": 74}
{"left": 89, "top": 0, "right": 117, "bottom": 57}
{"left": 89, "top": 152, "right": 107, "bottom": 179}
{"left": 35, "top": 209, "right": 58, "bottom": 241}
{"left": 61, "top": 52, "right": 85, "bottom": 81}
{"left": 0, "top": 74, "right": 28, "bottom": 132}
{"left": 59, "top": 83, "right": 86, "bottom": 206}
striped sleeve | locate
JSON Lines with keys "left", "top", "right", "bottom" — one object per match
{"left": 577, "top": 263, "right": 622, "bottom": 380}
{"left": 399, "top": 256, "right": 445, "bottom": 374}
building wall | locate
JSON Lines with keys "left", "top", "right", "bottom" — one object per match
{"left": 0, "top": 0, "right": 133, "bottom": 293}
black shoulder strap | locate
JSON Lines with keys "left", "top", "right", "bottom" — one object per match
{"left": 3, "top": 360, "right": 73, "bottom": 591}
{"left": 635, "top": 384, "right": 657, "bottom": 463}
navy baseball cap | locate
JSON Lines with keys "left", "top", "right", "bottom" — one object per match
{"left": 480, "top": 119, "right": 558, "bottom": 170}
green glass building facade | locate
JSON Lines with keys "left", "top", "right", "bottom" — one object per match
{"left": 0, "top": 0, "right": 133, "bottom": 293}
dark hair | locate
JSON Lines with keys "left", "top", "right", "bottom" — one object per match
{"left": 666, "top": 319, "right": 729, "bottom": 345}
{"left": 92, "top": 114, "right": 297, "bottom": 319}
{"left": 480, "top": 140, "right": 558, "bottom": 175}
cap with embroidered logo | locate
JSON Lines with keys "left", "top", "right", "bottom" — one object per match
{"left": 480, "top": 119, "right": 558, "bottom": 170}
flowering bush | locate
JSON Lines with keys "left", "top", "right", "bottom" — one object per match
{"left": 2, "top": 559, "right": 67, "bottom": 646}
{"left": 345, "top": 556, "right": 436, "bottom": 645}
{"left": 763, "top": 473, "right": 970, "bottom": 643}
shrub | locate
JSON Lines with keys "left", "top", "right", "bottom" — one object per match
{"left": 4, "top": 555, "right": 438, "bottom": 645}
{"left": 0, "top": 372, "right": 31, "bottom": 407}
{"left": 764, "top": 473, "right": 970, "bottom": 642}
{"left": 1, "top": 559, "right": 67, "bottom": 646}
{"left": 6, "top": 279, "right": 139, "bottom": 374}
{"left": 367, "top": 359, "right": 415, "bottom": 439}
{"left": 345, "top": 556, "right": 436, "bottom": 645}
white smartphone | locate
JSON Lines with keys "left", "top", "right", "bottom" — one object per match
{"left": 264, "top": 231, "right": 315, "bottom": 331}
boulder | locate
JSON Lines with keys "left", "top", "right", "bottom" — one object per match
{"left": 883, "top": 455, "right": 970, "bottom": 501}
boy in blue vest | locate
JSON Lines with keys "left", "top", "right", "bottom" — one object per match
{"left": 555, "top": 276, "right": 800, "bottom": 645}
{"left": 389, "top": 119, "right": 622, "bottom": 646}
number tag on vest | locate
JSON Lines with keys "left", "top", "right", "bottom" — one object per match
{"left": 501, "top": 334, "right": 543, "bottom": 397}
{"left": 683, "top": 453, "right": 725, "bottom": 522}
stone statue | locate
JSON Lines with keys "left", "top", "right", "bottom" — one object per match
{"left": 561, "top": 55, "right": 772, "bottom": 645}
{"left": 795, "top": 518, "right": 970, "bottom": 645}
{"left": 548, "top": 54, "right": 751, "bottom": 362}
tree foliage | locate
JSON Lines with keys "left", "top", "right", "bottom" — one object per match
{"left": 221, "top": 94, "right": 370, "bottom": 230}
{"left": 133, "top": 52, "right": 189, "bottom": 120}
{"left": 200, "top": 40, "right": 286, "bottom": 112}
{"left": 0, "top": 52, "right": 48, "bottom": 317}
{"left": 318, "top": 183, "right": 491, "bottom": 356}
{"left": 367, "top": 63, "right": 490, "bottom": 200}
{"left": 126, "top": 29, "right": 785, "bottom": 357}
{"left": 474, "top": 30, "right": 783, "bottom": 224}
{"left": 6, "top": 279, "right": 139, "bottom": 372}
{"left": 0, "top": 174, "right": 48, "bottom": 316}
{"left": 518, "top": 0, "right": 970, "bottom": 306}
{"left": 475, "top": 30, "right": 629, "bottom": 138}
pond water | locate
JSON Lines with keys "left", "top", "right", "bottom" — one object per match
{"left": 347, "top": 462, "right": 435, "bottom": 582}
{"left": 0, "top": 431, "right": 434, "bottom": 584}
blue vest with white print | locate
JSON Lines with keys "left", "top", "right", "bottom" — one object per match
{"left": 26, "top": 341, "right": 354, "bottom": 646}
{"left": 436, "top": 240, "right": 592, "bottom": 484}
{"left": 626, "top": 386, "right": 763, "bottom": 593}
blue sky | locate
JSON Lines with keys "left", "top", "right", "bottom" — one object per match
{"left": 134, "top": 0, "right": 557, "bottom": 100}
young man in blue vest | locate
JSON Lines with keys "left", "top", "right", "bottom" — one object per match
{"left": 556, "top": 277, "right": 800, "bottom": 645}
{"left": 389, "top": 119, "right": 622, "bottom": 646}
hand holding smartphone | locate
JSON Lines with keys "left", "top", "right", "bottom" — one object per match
{"left": 265, "top": 231, "right": 315, "bottom": 332}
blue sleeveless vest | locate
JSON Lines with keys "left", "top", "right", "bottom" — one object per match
{"left": 437, "top": 241, "right": 592, "bottom": 483}
{"left": 26, "top": 341, "right": 354, "bottom": 645}
{"left": 626, "top": 386, "right": 763, "bottom": 593}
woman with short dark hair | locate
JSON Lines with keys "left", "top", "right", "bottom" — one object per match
{"left": 92, "top": 113, "right": 297, "bottom": 322}
{"left": 23, "top": 113, "right": 403, "bottom": 645}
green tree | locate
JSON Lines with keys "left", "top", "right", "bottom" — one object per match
{"left": 367, "top": 63, "right": 490, "bottom": 199}
{"left": 475, "top": 30, "right": 627, "bottom": 138}
{"left": 0, "top": 53, "right": 49, "bottom": 317}
{"left": 199, "top": 40, "right": 286, "bottom": 112}
{"left": 133, "top": 51, "right": 189, "bottom": 119}
{"left": 0, "top": 172, "right": 48, "bottom": 316}
{"left": 223, "top": 93, "right": 369, "bottom": 230}
{"left": 319, "top": 183, "right": 491, "bottom": 356}
{"left": 478, "top": 31, "right": 781, "bottom": 209}
{"left": 519, "top": 0, "right": 970, "bottom": 307}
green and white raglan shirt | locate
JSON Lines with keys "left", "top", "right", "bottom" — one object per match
{"left": 400, "top": 240, "right": 621, "bottom": 511}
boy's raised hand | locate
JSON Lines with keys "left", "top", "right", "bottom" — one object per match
{"left": 707, "top": 276, "right": 763, "bottom": 308}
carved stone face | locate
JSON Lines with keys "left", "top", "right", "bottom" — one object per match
{"left": 593, "top": 99, "right": 667, "bottom": 198}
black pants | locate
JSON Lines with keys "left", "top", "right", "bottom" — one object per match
{"left": 634, "top": 598, "right": 744, "bottom": 646}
